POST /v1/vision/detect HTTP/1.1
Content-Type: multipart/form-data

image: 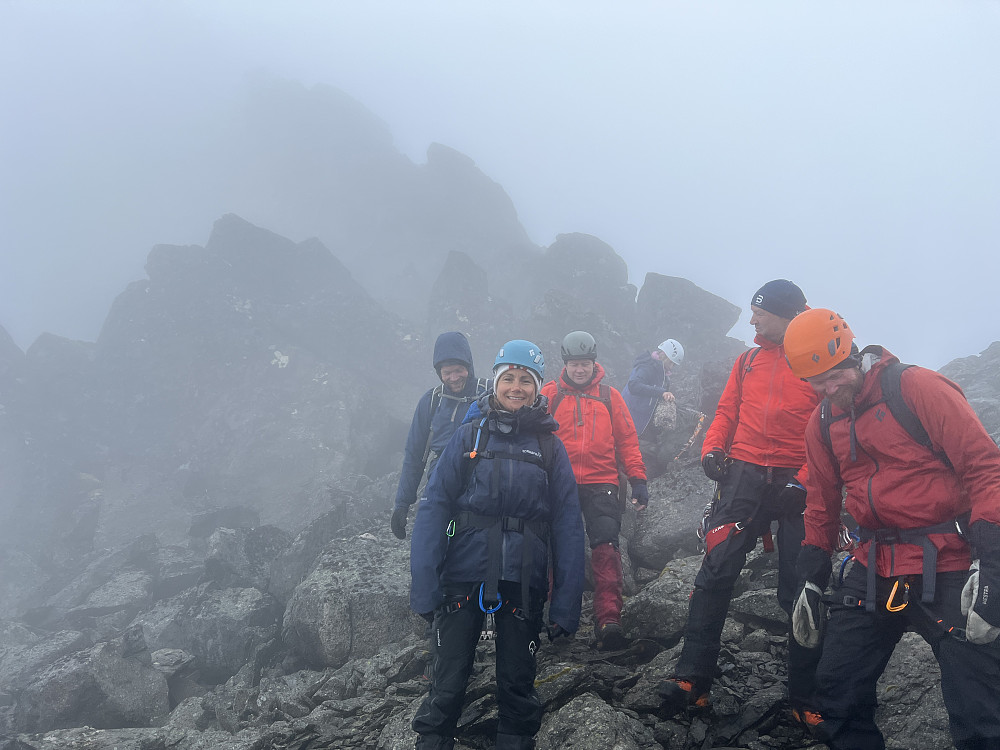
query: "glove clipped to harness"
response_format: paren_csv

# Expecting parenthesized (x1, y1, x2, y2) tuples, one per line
(630, 478, 649, 510)
(962, 521, 1000, 645)
(390, 505, 410, 540)
(702, 451, 728, 482)
(792, 544, 832, 649)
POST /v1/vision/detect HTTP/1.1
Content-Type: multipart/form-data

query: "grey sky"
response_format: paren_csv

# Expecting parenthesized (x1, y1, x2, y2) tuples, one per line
(2, 1, 998, 369)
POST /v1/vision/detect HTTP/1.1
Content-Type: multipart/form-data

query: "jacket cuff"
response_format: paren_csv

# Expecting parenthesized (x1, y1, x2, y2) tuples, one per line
(970, 520, 1000, 560)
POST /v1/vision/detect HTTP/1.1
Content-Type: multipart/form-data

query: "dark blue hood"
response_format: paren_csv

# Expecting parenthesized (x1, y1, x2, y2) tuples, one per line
(433, 331, 475, 378)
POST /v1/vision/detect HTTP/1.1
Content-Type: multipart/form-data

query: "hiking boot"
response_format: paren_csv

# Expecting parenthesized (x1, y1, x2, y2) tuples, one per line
(595, 622, 628, 651)
(658, 678, 711, 716)
(790, 703, 825, 737)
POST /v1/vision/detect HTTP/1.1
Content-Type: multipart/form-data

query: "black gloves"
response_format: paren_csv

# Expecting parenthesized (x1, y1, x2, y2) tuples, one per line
(702, 451, 728, 482)
(546, 622, 569, 641)
(778, 482, 807, 513)
(390, 505, 410, 540)
(962, 521, 1000, 644)
(630, 478, 649, 510)
(792, 544, 832, 649)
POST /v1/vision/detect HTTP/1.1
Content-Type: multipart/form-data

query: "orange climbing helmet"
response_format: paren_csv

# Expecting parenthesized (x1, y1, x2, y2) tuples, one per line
(783, 308, 856, 378)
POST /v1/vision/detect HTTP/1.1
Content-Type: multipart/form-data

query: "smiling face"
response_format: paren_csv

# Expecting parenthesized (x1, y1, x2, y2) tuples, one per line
(494, 367, 538, 412)
(750, 305, 793, 344)
(564, 358, 595, 386)
(439, 363, 469, 394)
(806, 365, 864, 410)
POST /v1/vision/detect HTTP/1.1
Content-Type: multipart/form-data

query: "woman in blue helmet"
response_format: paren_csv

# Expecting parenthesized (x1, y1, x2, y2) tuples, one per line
(409, 340, 585, 750)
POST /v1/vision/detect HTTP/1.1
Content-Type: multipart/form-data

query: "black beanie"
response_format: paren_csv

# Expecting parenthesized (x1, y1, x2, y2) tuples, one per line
(750, 279, 807, 320)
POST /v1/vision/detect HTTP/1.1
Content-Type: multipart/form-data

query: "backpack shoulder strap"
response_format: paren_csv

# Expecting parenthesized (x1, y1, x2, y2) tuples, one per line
(598, 384, 614, 422)
(537, 432, 557, 478)
(880, 363, 931, 448)
(739, 347, 761, 379)
(421, 385, 445, 464)
(879, 363, 953, 469)
(550, 381, 569, 416)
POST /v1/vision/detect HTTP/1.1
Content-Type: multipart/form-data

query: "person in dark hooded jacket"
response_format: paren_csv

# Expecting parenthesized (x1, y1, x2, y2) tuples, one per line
(391, 332, 489, 540)
(410, 340, 585, 750)
(622, 339, 683, 438)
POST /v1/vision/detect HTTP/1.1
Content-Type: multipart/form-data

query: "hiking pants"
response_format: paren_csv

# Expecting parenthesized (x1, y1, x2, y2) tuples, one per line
(413, 581, 545, 747)
(674, 460, 820, 701)
(814, 563, 1000, 750)
(579, 483, 624, 628)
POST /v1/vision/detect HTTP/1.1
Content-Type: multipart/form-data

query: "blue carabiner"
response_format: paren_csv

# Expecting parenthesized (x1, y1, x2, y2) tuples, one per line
(479, 583, 502, 613)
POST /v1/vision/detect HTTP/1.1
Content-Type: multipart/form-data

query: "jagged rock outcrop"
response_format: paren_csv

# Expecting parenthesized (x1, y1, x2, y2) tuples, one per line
(940, 340, 1000, 442)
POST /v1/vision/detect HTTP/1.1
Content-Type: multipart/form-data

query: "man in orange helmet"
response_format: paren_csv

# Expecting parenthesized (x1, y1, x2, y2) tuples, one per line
(659, 280, 822, 720)
(784, 309, 1000, 750)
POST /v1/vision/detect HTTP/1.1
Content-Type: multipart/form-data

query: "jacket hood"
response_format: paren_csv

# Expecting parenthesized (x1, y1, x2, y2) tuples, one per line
(631, 350, 656, 367)
(433, 331, 475, 378)
(558, 361, 606, 391)
(853, 345, 900, 410)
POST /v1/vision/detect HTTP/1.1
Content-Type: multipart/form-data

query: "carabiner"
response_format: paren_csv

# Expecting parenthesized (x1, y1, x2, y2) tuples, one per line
(886, 579, 910, 612)
(446, 520, 456, 538)
(479, 583, 502, 613)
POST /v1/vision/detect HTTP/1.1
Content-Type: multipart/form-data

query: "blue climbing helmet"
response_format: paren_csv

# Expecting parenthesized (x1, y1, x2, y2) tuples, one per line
(493, 340, 545, 383)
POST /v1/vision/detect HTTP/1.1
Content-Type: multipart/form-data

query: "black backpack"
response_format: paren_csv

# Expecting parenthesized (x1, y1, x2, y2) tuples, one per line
(422, 378, 491, 463)
(817, 360, 953, 469)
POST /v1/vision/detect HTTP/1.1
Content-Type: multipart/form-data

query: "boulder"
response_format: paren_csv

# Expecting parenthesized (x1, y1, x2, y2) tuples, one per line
(282, 531, 421, 669)
(629, 470, 712, 571)
(203, 525, 293, 591)
(137, 584, 282, 684)
(536, 692, 659, 749)
(11, 625, 168, 732)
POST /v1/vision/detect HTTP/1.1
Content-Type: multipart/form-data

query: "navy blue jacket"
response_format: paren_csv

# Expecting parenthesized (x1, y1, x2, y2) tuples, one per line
(622, 351, 669, 436)
(394, 333, 489, 509)
(410, 394, 585, 632)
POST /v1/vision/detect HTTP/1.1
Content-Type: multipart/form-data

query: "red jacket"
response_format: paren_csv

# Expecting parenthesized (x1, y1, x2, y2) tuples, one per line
(541, 362, 646, 485)
(803, 348, 1000, 576)
(702, 335, 820, 474)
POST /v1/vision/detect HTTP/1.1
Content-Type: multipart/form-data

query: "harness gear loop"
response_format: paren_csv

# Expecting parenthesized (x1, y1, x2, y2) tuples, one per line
(479, 583, 503, 614)
(886, 579, 910, 612)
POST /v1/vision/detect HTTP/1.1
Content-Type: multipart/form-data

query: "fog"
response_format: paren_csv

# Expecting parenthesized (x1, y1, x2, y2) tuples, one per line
(2, 1, 999, 369)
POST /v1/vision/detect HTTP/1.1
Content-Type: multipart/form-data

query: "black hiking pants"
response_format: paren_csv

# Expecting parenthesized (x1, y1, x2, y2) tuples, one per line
(674, 459, 820, 702)
(413, 580, 545, 748)
(814, 563, 1000, 750)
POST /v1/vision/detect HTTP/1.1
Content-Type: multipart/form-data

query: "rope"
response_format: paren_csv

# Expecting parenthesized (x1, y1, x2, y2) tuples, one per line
(673, 410, 707, 461)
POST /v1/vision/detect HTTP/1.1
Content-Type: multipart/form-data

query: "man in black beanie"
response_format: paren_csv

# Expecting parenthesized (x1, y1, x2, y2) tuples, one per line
(659, 279, 823, 730)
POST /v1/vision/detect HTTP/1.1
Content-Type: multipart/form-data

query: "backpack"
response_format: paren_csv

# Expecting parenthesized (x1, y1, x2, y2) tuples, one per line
(817, 361, 953, 469)
(422, 378, 491, 464)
